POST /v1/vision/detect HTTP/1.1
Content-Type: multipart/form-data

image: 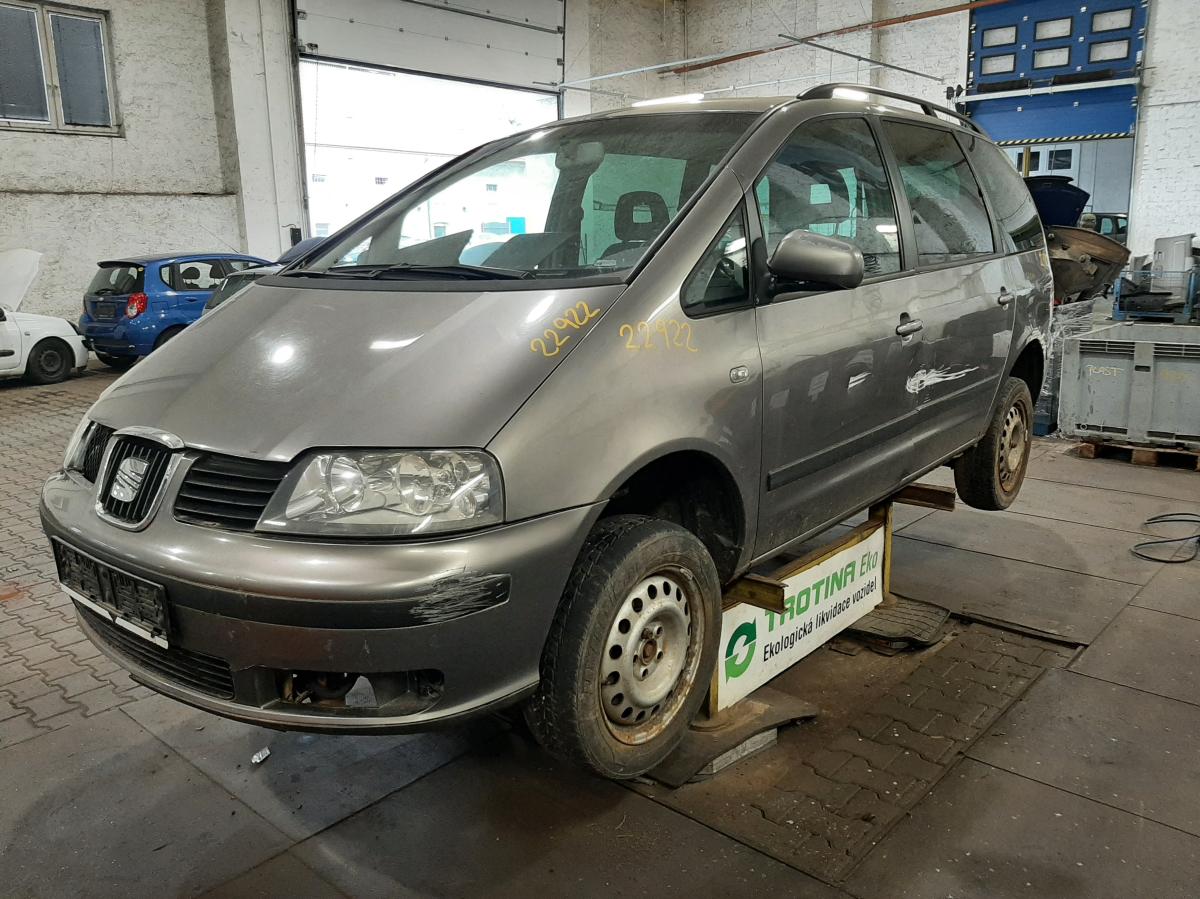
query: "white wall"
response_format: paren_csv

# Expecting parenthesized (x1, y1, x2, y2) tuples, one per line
(870, 0, 967, 106)
(563, 0, 685, 114)
(0, 0, 304, 318)
(216, 0, 306, 260)
(0, 0, 240, 318)
(562, 0, 966, 108)
(1127, 0, 1200, 256)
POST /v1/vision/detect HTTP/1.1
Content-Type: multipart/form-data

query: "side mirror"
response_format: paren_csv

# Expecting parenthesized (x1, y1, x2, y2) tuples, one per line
(767, 230, 864, 291)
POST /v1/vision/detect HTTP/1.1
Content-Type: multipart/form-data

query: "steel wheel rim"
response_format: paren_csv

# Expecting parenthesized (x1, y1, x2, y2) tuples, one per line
(599, 570, 701, 745)
(40, 348, 65, 376)
(998, 401, 1028, 491)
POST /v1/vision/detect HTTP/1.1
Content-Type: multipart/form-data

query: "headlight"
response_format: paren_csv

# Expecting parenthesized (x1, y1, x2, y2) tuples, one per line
(62, 417, 92, 470)
(258, 449, 503, 537)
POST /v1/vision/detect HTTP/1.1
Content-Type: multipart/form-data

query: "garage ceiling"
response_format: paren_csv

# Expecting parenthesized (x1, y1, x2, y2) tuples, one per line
(295, 0, 564, 90)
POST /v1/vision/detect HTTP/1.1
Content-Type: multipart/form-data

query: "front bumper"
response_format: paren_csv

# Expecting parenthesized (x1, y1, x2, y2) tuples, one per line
(41, 466, 601, 732)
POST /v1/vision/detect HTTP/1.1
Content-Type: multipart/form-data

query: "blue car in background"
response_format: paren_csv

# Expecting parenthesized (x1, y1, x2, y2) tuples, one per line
(79, 252, 269, 369)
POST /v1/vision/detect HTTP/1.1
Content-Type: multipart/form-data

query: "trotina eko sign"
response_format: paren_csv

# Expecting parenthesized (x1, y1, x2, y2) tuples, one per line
(714, 525, 885, 710)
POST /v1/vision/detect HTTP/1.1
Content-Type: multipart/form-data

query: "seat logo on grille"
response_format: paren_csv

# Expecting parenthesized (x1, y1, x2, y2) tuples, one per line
(110, 457, 149, 503)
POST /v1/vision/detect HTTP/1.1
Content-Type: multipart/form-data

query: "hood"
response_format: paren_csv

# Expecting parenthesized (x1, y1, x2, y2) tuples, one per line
(0, 248, 41, 312)
(88, 280, 625, 460)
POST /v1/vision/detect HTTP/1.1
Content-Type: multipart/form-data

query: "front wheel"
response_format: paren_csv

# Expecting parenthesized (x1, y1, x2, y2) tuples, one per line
(26, 339, 72, 384)
(524, 515, 721, 779)
(954, 376, 1034, 510)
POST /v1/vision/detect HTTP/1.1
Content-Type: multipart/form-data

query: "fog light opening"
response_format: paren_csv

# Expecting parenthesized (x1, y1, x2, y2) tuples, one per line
(280, 669, 444, 716)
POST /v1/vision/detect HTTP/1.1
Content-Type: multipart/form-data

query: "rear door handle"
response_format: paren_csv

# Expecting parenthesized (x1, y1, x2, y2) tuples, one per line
(895, 319, 924, 337)
(997, 287, 1014, 306)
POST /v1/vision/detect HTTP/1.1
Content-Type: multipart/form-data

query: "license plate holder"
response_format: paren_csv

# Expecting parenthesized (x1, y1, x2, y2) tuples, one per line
(93, 305, 116, 321)
(52, 539, 170, 647)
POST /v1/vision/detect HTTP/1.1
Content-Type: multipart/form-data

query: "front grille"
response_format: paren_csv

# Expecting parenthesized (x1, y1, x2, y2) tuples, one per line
(98, 436, 175, 525)
(81, 423, 115, 482)
(174, 453, 290, 532)
(79, 606, 234, 699)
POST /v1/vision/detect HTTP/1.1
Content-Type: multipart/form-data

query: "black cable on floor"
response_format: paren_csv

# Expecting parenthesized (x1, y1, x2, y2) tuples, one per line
(1131, 513, 1200, 563)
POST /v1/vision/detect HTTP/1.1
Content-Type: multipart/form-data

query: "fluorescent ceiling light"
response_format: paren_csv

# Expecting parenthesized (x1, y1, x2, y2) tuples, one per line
(633, 93, 705, 107)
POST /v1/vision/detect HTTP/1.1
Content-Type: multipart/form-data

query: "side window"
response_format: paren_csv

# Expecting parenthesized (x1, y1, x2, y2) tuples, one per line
(959, 132, 1045, 253)
(681, 209, 750, 313)
(176, 260, 225, 291)
(883, 121, 996, 265)
(226, 260, 254, 273)
(754, 117, 901, 277)
(159, 266, 175, 290)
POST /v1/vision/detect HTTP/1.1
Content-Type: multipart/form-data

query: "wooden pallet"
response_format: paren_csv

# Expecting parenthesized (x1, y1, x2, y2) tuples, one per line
(1077, 440, 1200, 471)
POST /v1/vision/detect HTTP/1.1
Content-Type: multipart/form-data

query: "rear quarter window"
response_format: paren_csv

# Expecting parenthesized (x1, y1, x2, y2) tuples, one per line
(958, 133, 1046, 253)
(87, 265, 144, 295)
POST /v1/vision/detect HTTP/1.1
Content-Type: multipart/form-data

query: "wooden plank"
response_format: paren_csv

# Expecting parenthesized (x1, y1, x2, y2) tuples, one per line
(1132, 449, 1158, 467)
(891, 483, 956, 511)
(1078, 442, 1099, 459)
(768, 518, 883, 583)
(722, 574, 786, 613)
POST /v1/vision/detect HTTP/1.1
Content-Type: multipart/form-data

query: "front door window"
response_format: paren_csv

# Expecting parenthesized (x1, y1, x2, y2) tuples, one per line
(753, 117, 901, 278)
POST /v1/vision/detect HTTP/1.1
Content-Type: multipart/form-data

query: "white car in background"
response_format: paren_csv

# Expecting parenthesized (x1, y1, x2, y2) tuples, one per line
(0, 306, 89, 385)
(0, 248, 89, 385)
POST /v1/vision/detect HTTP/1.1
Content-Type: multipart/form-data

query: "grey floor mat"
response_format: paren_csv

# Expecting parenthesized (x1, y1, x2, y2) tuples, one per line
(845, 597, 950, 653)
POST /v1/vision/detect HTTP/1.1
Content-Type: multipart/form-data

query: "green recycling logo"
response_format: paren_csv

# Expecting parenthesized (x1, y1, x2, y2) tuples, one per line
(724, 620, 756, 679)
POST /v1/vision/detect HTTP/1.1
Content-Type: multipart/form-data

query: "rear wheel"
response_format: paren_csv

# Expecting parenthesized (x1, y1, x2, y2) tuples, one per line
(96, 352, 136, 371)
(26, 339, 72, 384)
(954, 376, 1033, 510)
(153, 326, 185, 351)
(524, 515, 721, 779)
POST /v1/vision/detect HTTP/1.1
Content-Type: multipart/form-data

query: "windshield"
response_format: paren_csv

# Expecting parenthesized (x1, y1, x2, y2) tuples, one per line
(207, 270, 268, 309)
(303, 113, 756, 281)
(87, 264, 144, 296)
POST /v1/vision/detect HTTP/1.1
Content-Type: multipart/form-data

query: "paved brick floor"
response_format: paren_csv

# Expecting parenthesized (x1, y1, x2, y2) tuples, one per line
(3, 363, 1200, 898)
(0, 367, 153, 749)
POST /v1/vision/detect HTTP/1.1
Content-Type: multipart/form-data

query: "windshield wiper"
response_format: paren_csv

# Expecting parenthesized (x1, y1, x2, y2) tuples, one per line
(287, 263, 529, 281)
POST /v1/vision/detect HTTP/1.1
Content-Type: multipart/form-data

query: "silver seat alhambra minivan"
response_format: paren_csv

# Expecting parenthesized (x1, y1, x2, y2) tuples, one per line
(42, 85, 1049, 778)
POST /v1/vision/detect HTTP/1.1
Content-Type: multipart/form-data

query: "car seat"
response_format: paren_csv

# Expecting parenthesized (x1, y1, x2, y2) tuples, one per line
(179, 265, 203, 290)
(601, 191, 669, 259)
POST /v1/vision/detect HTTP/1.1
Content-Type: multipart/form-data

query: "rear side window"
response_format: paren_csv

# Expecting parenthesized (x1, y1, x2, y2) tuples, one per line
(883, 121, 995, 266)
(86, 265, 143, 295)
(170, 260, 226, 291)
(754, 117, 901, 277)
(958, 133, 1045, 253)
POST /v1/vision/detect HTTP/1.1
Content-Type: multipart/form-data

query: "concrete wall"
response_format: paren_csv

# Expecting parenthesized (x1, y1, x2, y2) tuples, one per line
(563, 0, 685, 115)
(870, 0, 967, 106)
(0, 0, 238, 318)
(0, 0, 304, 318)
(1127, 0, 1200, 257)
(562, 0, 967, 108)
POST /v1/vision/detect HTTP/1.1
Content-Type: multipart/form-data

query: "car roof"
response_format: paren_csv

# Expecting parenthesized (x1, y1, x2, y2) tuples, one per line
(561, 87, 986, 140)
(97, 252, 267, 266)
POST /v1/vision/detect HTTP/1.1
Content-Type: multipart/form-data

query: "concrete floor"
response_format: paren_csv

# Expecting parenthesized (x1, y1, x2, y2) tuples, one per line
(2, 364, 1200, 898)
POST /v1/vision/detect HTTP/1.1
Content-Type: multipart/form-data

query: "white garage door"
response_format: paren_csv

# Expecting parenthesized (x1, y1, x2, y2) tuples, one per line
(296, 0, 564, 90)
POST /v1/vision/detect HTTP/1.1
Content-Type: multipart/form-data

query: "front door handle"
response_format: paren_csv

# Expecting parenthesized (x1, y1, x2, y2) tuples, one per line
(997, 287, 1014, 306)
(895, 319, 924, 337)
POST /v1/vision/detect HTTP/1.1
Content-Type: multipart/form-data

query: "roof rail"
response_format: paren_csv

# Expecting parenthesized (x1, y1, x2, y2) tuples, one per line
(798, 83, 982, 134)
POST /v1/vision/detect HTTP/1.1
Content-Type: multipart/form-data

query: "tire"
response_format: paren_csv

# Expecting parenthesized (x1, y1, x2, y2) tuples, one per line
(25, 339, 72, 385)
(524, 515, 722, 779)
(954, 376, 1034, 510)
(96, 352, 136, 371)
(153, 327, 185, 351)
